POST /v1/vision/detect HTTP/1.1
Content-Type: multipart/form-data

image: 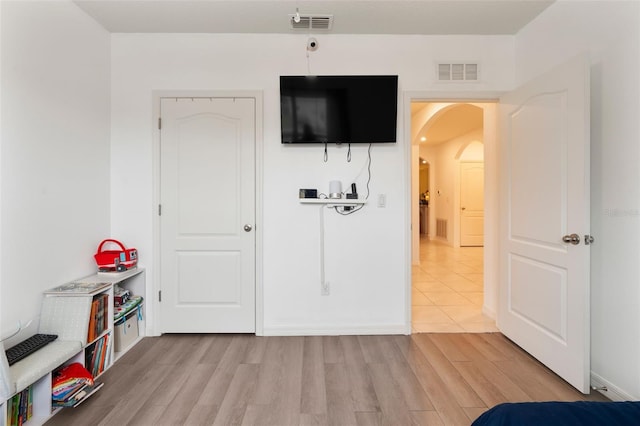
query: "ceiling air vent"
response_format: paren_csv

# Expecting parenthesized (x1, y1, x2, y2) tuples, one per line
(438, 63, 479, 81)
(289, 14, 333, 31)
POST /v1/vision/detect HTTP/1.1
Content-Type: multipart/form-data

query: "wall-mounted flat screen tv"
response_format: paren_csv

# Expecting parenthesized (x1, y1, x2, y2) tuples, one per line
(280, 75, 398, 144)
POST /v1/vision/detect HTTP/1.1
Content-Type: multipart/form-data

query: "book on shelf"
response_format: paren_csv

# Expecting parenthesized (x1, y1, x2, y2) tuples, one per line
(85, 333, 110, 378)
(52, 382, 104, 408)
(7, 386, 33, 426)
(87, 293, 109, 342)
(52, 362, 100, 408)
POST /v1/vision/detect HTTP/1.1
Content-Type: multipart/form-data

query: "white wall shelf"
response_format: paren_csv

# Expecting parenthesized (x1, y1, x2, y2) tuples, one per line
(299, 198, 366, 207)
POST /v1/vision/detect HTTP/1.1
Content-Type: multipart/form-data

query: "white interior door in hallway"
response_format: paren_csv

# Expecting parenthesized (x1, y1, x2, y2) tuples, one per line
(159, 97, 256, 333)
(460, 161, 484, 247)
(498, 55, 590, 393)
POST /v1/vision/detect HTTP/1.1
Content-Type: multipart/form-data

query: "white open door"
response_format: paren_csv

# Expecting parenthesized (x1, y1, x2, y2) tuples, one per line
(498, 55, 590, 392)
(160, 97, 256, 333)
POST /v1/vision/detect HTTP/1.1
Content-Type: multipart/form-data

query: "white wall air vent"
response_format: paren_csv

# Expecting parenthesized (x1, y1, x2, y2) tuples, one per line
(289, 14, 333, 31)
(438, 63, 479, 81)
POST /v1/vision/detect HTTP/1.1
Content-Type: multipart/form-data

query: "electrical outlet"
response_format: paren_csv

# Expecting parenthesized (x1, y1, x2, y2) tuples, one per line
(378, 194, 386, 208)
(321, 281, 330, 296)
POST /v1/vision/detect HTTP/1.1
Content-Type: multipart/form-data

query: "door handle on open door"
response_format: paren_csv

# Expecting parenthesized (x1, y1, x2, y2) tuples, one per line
(562, 233, 580, 245)
(244, 224, 252, 232)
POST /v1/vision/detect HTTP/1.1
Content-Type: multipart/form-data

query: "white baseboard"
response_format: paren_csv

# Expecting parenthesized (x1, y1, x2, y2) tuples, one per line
(590, 372, 638, 401)
(261, 324, 408, 336)
(482, 305, 496, 320)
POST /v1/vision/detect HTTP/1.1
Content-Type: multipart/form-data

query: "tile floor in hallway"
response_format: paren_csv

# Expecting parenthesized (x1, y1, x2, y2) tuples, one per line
(412, 238, 499, 333)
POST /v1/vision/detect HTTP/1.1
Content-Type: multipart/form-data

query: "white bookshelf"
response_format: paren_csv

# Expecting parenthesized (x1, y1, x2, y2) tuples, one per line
(1, 268, 145, 425)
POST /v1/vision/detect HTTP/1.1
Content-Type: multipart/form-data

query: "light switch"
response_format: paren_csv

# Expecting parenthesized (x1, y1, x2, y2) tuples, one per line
(378, 194, 386, 208)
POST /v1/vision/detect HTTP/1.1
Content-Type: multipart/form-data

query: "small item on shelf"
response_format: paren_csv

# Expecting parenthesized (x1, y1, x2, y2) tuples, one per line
(114, 285, 131, 306)
(114, 308, 140, 352)
(113, 295, 143, 323)
(52, 362, 95, 407)
(45, 281, 111, 294)
(94, 239, 138, 272)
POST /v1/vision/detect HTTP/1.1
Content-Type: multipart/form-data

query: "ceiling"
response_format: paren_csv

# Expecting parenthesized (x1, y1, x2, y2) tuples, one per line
(73, 0, 554, 35)
(414, 103, 484, 145)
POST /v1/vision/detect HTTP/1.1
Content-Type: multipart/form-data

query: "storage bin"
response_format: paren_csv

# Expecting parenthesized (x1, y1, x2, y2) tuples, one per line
(114, 311, 138, 352)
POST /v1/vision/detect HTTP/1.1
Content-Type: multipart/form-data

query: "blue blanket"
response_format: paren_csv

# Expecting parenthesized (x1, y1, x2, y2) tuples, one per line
(472, 401, 640, 425)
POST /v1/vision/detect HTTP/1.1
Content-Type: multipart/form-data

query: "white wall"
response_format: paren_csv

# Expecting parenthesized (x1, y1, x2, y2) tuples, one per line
(516, 0, 640, 400)
(0, 2, 111, 335)
(110, 33, 513, 335)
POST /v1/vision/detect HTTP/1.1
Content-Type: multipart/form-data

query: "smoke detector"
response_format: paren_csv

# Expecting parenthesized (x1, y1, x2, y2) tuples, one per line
(288, 14, 333, 31)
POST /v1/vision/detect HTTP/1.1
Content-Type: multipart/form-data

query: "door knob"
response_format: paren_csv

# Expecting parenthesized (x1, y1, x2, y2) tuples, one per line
(562, 233, 580, 245)
(461, 207, 466, 211)
(244, 224, 253, 232)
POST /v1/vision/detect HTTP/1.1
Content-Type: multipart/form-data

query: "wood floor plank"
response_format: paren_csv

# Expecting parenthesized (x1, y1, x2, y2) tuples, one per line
(428, 333, 474, 363)
(324, 363, 359, 426)
(298, 413, 329, 426)
(396, 337, 478, 425)
(493, 358, 575, 401)
(387, 360, 435, 411)
(198, 334, 235, 365)
(405, 357, 477, 425)
(244, 336, 304, 425)
(463, 407, 488, 423)
(183, 403, 220, 426)
(479, 333, 531, 361)
(354, 411, 382, 426)
(322, 336, 345, 364)
(97, 366, 174, 424)
(367, 362, 420, 425)
(197, 336, 251, 405)
(466, 358, 532, 402)
(155, 334, 206, 365)
(340, 335, 368, 365)
(127, 402, 168, 426)
(300, 336, 327, 415)
(452, 361, 517, 407)
(158, 363, 219, 425)
(462, 333, 512, 362)
(357, 335, 406, 364)
(412, 334, 485, 408)
(44, 403, 116, 426)
(212, 363, 260, 425)
(410, 410, 445, 426)
(339, 336, 380, 412)
(242, 335, 267, 364)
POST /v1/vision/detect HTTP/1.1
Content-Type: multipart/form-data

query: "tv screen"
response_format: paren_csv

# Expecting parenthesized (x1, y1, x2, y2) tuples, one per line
(280, 75, 398, 144)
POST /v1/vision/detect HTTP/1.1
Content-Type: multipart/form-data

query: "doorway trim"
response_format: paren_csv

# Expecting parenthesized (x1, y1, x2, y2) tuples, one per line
(151, 90, 264, 336)
(403, 91, 501, 333)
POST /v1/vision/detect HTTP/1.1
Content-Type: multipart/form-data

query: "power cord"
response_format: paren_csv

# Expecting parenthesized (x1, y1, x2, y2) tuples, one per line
(334, 143, 372, 215)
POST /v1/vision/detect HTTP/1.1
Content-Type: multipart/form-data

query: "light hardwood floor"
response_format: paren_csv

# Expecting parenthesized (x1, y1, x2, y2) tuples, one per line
(45, 333, 606, 426)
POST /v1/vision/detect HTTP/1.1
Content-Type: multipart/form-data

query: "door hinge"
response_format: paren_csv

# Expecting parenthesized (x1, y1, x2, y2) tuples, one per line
(158, 204, 162, 216)
(585, 234, 595, 245)
(158, 290, 162, 302)
(158, 117, 162, 130)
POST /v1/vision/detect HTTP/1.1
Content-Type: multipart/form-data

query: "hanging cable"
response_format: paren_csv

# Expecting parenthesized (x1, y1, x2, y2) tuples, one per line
(333, 143, 373, 215)
(324, 142, 328, 162)
(319, 205, 326, 291)
(347, 143, 352, 162)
